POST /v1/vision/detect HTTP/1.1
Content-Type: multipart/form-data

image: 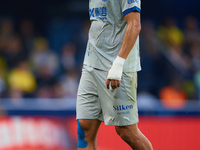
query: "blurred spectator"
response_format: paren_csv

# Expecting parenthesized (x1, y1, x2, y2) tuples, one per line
(189, 42, 200, 72)
(8, 87, 23, 99)
(182, 80, 196, 100)
(0, 18, 15, 52)
(53, 82, 65, 98)
(19, 19, 36, 52)
(31, 37, 59, 75)
(36, 86, 53, 98)
(34, 47, 58, 98)
(194, 71, 200, 99)
(35, 65, 58, 90)
(159, 77, 187, 109)
(137, 91, 159, 110)
(61, 43, 77, 73)
(184, 16, 200, 50)
(60, 69, 79, 98)
(8, 61, 36, 96)
(158, 18, 184, 48)
(36, 81, 65, 99)
(0, 70, 5, 98)
(0, 56, 8, 76)
(2, 35, 27, 69)
(166, 46, 191, 77)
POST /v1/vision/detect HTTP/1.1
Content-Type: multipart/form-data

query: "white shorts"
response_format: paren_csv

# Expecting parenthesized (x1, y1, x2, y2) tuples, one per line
(76, 65, 139, 126)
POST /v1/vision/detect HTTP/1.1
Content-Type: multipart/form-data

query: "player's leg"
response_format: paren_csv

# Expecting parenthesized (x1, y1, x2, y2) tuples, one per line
(115, 124, 153, 150)
(76, 66, 103, 149)
(77, 119, 101, 150)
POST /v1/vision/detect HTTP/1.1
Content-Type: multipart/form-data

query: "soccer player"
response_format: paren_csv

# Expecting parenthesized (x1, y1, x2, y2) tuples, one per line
(76, 0, 153, 149)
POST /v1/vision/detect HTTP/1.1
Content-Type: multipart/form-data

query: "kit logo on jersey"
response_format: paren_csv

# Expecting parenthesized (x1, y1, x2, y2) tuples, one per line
(89, 7, 107, 20)
(127, 0, 139, 4)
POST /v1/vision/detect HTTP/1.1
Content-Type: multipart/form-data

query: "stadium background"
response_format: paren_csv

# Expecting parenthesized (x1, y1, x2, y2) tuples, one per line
(0, 0, 200, 149)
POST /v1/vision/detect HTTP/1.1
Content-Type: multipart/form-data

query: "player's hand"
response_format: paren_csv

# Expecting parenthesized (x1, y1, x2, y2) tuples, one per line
(105, 56, 125, 90)
(106, 66, 122, 90)
(105, 78, 120, 90)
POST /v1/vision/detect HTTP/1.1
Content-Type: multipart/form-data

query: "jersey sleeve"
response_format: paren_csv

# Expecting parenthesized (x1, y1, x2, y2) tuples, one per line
(121, 0, 141, 16)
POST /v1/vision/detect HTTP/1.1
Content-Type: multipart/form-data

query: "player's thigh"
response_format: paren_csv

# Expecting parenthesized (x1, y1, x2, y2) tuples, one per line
(76, 66, 103, 121)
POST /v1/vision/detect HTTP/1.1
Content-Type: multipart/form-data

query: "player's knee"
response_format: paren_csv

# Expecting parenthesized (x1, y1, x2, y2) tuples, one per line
(78, 119, 89, 131)
(77, 119, 88, 148)
(115, 126, 140, 144)
(115, 126, 121, 136)
(115, 126, 132, 141)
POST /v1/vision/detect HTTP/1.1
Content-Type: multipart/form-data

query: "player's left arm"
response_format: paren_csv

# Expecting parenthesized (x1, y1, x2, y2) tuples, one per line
(119, 11, 141, 59)
(106, 12, 141, 90)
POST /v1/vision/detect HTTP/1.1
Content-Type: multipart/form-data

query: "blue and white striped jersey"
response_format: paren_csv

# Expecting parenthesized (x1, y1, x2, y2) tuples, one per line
(83, 0, 141, 72)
